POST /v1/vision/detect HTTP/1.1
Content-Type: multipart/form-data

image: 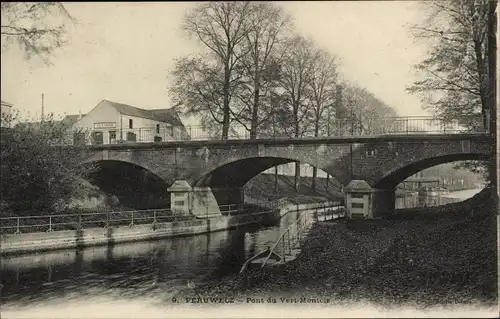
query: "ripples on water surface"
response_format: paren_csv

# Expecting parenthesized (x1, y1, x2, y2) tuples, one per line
(2, 204, 495, 318)
(1, 210, 308, 311)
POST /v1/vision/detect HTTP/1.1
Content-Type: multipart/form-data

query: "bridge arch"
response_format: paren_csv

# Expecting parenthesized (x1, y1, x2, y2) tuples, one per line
(82, 159, 172, 210)
(374, 153, 489, 190)
(195, 157, 295, 188)
(194, 156, 342, 188)
(193, 156, 343, 207)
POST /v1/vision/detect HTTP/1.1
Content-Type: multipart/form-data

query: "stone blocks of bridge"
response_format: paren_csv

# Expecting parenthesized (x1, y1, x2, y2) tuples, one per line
(168, 180, 223, 218)
(344, 180, 395, 219)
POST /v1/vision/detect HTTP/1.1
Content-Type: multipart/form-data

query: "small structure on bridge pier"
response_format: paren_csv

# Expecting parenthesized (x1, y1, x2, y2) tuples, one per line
(344, 180, 396, 219)
(344, 180, 373, 219)
(168, 180, 224, 218)
(168, 180, 192, 217)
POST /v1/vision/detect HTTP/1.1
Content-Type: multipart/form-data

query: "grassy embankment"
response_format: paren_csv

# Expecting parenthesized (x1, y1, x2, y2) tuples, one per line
(244, 174, 343, 207)
(197, 187, 498, 307)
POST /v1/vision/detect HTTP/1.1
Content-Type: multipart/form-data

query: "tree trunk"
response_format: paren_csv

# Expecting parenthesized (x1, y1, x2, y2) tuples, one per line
(293, 102, 300, 191)
(311, 117, 320, 191)
(250, 39, 260, 140)
(274, 165, 278, 196)
(312, 167, 318, 191)
(294, 161, 301, 191)
(250, 84, 260, 139)
(487, 0, 497, 192)
(473, 38, 489, 131)
(222, 54, 231, 140)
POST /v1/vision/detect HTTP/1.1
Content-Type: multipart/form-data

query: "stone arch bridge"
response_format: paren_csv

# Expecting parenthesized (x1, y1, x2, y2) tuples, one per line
(78, 133, 490, 217)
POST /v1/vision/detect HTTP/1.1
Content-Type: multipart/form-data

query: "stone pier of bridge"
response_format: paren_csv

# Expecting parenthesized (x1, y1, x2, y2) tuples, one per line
(79, 133, 490, 219)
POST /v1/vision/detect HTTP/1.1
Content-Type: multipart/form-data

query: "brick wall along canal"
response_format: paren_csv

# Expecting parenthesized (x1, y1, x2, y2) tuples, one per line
(0, 207, 332, 310)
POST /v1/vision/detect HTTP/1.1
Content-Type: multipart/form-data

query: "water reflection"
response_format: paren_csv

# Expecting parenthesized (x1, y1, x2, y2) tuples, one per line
(395, 188, 484, 209)
(1, 210, 306, 308)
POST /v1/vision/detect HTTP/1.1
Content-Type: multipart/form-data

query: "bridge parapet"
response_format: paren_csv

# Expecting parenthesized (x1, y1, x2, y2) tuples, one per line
(63, 115, 484, 146)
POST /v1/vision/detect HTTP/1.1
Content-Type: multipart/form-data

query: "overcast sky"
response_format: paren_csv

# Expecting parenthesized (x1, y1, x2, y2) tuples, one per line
(1, 1, 431, 125)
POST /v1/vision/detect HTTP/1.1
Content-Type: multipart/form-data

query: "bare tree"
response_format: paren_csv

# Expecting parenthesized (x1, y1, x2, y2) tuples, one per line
(308, 48, 339, 190)
(1, 2, 74, 64)
(341, 83, 398, 135)
(276, 36, 316, 190)
(179, 2, 252, 140)
(231, 2, 291, 139)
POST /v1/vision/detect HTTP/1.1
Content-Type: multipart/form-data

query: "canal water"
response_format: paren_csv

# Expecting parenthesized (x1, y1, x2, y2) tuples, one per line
(396, 187, 484, 209)
(0, 193, 486, 318)
(1, 207, 332, 314)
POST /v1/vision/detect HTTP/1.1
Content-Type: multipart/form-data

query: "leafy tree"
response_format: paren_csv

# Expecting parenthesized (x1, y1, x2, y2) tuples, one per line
(1, 2, 74, 64)
(0, 112, 94, 214)
(408, 0, 497, 184)
(407, 0, 495, 129)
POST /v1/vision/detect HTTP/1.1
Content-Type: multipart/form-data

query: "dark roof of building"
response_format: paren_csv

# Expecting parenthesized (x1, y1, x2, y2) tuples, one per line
(150, 108, 184, 127)
(14, 121, 60, 130)
(61, 114, 85, 127)
(102, 100, 184, 127)
(344, 180, 372, 192)
(14, 114, 81, 130)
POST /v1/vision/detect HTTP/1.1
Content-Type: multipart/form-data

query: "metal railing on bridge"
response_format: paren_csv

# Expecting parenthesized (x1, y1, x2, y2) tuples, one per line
(60, 115, 485, 146)
(0, 204, 243, 235)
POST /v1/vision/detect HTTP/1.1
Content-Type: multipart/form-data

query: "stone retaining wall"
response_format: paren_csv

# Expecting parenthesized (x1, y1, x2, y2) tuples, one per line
(1, 201, 338, 255)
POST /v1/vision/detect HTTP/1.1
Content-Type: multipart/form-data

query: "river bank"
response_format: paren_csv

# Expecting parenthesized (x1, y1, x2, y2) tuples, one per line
(0, 201, 340, 255)
(196, 187, 497, 307)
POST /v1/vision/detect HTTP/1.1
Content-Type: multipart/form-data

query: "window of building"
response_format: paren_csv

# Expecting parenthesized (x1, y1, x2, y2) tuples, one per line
(91, 131, 104, 145)
(156, 124, 160, 134)
(352, 203, 364, 209)
(109, 131, 116, 144)
(126, 132, 136, 142)
(129, 119, 133, 129)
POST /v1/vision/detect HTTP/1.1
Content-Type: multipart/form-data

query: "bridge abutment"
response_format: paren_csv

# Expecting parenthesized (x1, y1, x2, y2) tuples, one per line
(371, 188, 396, 217)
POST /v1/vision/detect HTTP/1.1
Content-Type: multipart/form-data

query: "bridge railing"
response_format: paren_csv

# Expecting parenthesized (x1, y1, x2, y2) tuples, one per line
(1, 203, 262, 234)
(0, 208, 191, 235)
(58, 115, 485, 146)
(218, 204, 239, 215)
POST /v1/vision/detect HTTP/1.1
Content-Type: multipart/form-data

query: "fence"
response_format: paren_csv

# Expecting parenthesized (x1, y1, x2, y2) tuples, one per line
(260, 203, 345, 268)
(1, 204, 246, 235)
(62, 116, 484, 146)
(395, 194, 464, 209)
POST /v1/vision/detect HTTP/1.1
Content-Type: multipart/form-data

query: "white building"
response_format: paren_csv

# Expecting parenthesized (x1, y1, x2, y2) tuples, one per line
(1, 100, 13, 128)
(71, 100, 189, 145)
